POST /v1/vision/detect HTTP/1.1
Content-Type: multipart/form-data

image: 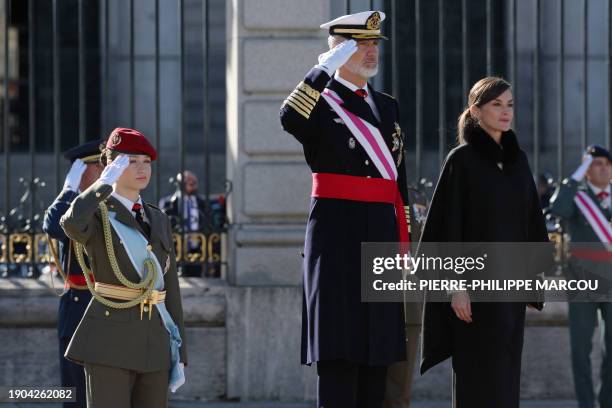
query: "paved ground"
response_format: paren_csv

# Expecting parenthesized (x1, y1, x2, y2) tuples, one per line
(3, 400, 579, 407)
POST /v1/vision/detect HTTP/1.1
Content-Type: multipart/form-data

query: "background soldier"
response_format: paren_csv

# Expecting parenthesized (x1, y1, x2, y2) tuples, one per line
(280, 11, 410, 407)
(43, 139, 104, 408)
(549, 145, 612, 408)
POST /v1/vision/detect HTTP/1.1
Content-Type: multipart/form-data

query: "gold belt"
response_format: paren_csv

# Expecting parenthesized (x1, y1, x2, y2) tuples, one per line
(94, 282, 166, 320)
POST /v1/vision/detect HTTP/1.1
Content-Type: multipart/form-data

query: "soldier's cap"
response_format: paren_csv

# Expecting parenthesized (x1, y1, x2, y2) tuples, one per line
(320, 11, 387, 40)
(105, 127, 157, 161)
(585, 144, 612, 162)
(63, 139, 104, 164)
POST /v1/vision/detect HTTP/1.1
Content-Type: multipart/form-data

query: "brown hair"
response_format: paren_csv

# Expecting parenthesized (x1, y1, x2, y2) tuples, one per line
(99, 141, 120, 166)
(457, 77, 511, 144)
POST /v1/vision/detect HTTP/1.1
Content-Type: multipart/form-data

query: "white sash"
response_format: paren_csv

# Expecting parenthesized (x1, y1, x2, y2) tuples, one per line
(107, 213, 186, 392)
(321, 88, 397, 181)
(574, 191, 612, 250)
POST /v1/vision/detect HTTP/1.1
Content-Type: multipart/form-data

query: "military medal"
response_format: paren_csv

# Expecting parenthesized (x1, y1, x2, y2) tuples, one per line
(392, 137, 400, 151)
(164, 255, 170, 275)
(391, 122, 402, 152)
(391, 122, 403, 166)
(348, 137, 356, 149)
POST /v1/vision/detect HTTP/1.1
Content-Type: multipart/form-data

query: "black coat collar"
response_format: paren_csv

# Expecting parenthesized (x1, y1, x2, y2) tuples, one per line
(465, 126, 520, 165)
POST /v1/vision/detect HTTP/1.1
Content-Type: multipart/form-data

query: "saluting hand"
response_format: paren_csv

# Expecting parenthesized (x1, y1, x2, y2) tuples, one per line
(316, 39, 358, 76)
(451, 291, 472, 323)
(98, 155, 130, 186)
(571, 154, 594, 182)
(63, 159, 87, 192)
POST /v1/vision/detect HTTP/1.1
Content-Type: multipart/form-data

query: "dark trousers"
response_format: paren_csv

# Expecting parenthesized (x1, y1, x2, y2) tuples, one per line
(84, 363, 169, 408)
(569, 302, 612, 408)
(59, 337, 86, 408)
(180, 264, 202, 277)
(317, 360, 387, 408)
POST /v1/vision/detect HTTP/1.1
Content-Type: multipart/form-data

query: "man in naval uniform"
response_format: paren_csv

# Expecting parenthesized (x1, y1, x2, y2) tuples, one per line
(280, 11, 410, 407)
(43, 139, 104, 408)
(549, 145, 612, 408)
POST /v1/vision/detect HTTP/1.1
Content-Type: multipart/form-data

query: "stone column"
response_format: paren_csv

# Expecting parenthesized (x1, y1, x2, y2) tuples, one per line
(225, 0, 332, 401)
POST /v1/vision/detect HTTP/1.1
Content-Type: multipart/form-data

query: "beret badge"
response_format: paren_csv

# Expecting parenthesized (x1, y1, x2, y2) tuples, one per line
(110, 132, 122, 147)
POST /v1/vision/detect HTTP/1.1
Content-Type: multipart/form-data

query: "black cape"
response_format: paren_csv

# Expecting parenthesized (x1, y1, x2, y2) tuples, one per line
(419, 127, 549, 408)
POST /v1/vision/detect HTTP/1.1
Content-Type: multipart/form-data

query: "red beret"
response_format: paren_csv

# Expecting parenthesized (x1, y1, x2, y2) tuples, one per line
(105, 127, 157, 161)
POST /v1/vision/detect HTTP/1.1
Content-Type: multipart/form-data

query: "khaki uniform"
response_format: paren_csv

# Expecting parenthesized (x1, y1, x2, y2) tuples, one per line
(60, 181, 187, 408)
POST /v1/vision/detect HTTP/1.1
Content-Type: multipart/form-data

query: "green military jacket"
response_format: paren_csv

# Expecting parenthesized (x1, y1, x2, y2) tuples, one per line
(60, 181, 187, 372)
(549, 178, 611, 243)
(549, 178, 612, 296)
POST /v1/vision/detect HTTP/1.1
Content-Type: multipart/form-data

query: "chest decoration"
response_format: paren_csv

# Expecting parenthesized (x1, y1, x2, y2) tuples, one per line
(164, 255, 171, 275)
(574, 191, 612, 249)
(392, 122, 403, 167)
(348, 137, 356, 149)
(322, 88, 398, 180)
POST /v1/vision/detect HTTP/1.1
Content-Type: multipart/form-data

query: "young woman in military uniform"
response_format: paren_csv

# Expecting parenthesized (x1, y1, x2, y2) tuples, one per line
(60, 128, 187, 408)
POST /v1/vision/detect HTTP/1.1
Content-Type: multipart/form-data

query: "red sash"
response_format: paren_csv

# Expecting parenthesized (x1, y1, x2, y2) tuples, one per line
(311, 173, 410, 244)
(571, 249, 612, 262)
(64, 273, 94, 289)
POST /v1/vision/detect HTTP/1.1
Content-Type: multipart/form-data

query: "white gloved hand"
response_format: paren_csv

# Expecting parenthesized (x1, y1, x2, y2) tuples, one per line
(98, 155, 130, 186)
(315, 39, 358, 76)
(63, 159, 87, 192)
(571, 154, 594, 181)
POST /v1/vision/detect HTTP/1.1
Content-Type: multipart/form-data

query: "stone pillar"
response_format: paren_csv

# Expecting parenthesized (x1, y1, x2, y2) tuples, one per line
(225, 0, 332, 401)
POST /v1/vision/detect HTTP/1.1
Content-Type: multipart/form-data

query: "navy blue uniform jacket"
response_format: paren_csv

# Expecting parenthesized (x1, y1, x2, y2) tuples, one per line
(280, 67, 410, 366)
(43, 189, 92, 340)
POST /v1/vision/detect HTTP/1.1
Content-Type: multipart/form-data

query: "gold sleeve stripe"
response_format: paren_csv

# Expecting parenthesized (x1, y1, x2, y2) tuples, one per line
(296, 81, 320, 101)
(283, 99, 310, 119)
(290, 92, 315, 109)
(291, 90, 316, 106)
(295, 89, 318, 104)
(286, 95, 313, 114)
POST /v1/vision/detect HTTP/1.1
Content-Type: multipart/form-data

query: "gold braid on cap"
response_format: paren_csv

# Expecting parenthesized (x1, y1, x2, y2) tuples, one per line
(366, 12, 381, 30)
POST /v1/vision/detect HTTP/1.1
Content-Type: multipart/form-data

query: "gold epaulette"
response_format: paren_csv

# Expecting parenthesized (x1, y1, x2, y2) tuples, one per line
(282, 81, 320, 119)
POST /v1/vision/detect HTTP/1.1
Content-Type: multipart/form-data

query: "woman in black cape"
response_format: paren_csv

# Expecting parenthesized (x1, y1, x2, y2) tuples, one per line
(419, 77, 549, 407)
